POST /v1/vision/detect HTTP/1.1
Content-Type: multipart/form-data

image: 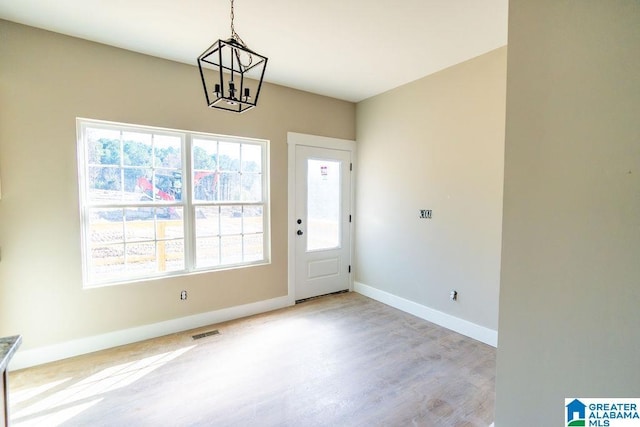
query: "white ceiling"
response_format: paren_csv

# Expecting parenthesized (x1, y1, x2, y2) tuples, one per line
(0, 0, 508, 102)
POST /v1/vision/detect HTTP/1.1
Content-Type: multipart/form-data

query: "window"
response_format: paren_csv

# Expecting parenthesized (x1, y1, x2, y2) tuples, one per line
(77, 119, 269, 287)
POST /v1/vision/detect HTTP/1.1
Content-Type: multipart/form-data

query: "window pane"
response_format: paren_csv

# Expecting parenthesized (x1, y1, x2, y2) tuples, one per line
(307, 159, 341, 251)
(123, 132, 152, 167)
(193, 138, 217, 170)
(241, 173, 262, 201)
(125, 242, 156, 276)
(86, 128, 120, 166)
(154, 134, 182, 169)
(195, 206, 220, 237)
(125, 209, 155, 242)
(219, 141, 240, 171)
(159, 239, 184, 272)
(219, 172, 240, 201)
(221, 235, 242, 264)
(124, 168, 152, 200)
(157, 215, 184, 239)
(241, 144, 262, 173)
(89, 208, 124, 245)
(220, 206, 242, 235)
(196, 237, 220, 268)
(244, 234, 263, 262)
(243, 206, 263, 234)
(124, 206, 155, 221)
(90, 244, 125, 280)
(193, 171, 218, 201)
(154, 169, 182, 202)
(171, 172, 183, 201)
(133, 169, 155, 202)
(88, 166, 122, 202)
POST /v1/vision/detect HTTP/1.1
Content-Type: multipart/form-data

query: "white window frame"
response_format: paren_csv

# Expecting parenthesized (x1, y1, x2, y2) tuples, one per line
(77, 118, 270, 287)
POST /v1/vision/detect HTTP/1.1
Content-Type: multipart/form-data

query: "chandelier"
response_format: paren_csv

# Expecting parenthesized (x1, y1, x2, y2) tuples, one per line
(197, 0, 268, 113)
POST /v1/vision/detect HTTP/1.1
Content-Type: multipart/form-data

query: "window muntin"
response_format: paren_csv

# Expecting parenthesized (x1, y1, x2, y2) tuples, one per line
(78, 119, 269, 287)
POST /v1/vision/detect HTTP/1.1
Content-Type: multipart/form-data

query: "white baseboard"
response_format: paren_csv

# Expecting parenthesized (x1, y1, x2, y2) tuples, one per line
(12, 286, 496, 370)
(354, 281, 498, 347)
(10, 295, 292, 371)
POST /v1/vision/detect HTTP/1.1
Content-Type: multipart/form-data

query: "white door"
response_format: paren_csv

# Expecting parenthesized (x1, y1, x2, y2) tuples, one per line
(294, 144, 352, 300)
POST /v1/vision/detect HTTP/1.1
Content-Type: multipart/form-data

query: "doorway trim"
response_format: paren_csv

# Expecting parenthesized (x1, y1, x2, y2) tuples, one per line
(287, 132, 356, 305)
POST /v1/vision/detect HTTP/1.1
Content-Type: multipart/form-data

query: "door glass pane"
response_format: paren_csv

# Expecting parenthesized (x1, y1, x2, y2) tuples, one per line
(307, 159, 341, 251)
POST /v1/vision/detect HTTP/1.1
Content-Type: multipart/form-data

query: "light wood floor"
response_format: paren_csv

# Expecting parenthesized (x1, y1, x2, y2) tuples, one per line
(9, 292, 495, 426)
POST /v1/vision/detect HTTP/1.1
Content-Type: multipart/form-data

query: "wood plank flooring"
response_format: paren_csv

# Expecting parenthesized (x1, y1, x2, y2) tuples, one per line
(9, 292, 495, 426)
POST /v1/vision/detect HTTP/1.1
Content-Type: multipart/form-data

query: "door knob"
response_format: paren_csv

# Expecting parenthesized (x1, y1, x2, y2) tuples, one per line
(297, 230, 303, 236)
(297, 219, 302, 224)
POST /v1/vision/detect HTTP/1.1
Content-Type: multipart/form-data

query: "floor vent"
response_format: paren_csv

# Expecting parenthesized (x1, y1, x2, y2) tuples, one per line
(295, 289, 349, 304)
(192, 330, 220, 340)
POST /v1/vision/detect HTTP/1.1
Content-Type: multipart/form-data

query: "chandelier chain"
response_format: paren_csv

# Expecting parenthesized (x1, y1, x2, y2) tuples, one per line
(230, 0, 245, 46)
(229, 0, 252, 66)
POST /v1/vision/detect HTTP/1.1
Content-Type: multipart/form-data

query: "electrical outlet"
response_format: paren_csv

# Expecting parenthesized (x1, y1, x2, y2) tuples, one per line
(180, 290, 188, 301)
(450, 290, 458, 301)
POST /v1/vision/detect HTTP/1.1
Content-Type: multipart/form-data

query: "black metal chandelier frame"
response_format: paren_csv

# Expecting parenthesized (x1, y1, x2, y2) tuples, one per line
(197, 0, 268, 114)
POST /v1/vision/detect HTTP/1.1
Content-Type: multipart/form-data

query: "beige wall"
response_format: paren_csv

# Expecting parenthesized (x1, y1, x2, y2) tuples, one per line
(355, 47, 507, 331)
(0, 21, 354, 350)
(495, 1, 640, 424)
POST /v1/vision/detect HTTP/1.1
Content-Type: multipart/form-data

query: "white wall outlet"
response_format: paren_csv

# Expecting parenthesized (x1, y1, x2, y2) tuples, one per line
(180, 290, 188, 300)
(450, 290, 458, 301)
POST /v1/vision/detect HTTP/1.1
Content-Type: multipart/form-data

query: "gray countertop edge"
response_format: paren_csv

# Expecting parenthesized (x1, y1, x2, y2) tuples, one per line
(0, 335, 22, 372)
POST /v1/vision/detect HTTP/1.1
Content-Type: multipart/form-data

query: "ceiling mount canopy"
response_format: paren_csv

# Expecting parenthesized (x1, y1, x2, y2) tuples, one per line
(197, 0, 268, 113)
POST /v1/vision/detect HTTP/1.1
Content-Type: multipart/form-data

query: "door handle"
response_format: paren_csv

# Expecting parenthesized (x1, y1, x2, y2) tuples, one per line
(297, 230, 304, 236)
